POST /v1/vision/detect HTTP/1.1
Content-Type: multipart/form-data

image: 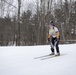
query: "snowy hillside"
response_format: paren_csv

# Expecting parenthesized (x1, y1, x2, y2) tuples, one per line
(0, 44, 76, 75)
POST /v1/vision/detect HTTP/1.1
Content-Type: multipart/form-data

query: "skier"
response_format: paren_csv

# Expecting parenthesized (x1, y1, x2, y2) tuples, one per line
(48, 21, 60, 56)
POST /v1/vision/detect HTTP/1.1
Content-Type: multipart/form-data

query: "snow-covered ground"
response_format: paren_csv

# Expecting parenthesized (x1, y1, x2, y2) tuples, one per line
(0, 44, 76, 75)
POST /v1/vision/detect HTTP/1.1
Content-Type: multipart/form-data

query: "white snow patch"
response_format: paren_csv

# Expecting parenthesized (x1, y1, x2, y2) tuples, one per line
(0, 44, 76, 75)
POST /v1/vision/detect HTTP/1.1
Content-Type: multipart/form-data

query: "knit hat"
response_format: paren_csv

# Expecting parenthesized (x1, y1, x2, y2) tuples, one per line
(49, 21, 55, 26)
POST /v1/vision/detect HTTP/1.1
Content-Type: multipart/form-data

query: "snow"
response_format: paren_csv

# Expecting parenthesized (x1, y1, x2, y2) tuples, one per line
(0, 44, 76, 75)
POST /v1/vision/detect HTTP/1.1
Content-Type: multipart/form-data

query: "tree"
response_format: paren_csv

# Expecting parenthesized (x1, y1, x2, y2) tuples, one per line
(16, 0, 21, 46)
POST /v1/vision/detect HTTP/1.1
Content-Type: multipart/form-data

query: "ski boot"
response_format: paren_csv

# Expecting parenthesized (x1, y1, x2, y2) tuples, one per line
(55, 53, 60, 56)
(49, 52, 54, 55)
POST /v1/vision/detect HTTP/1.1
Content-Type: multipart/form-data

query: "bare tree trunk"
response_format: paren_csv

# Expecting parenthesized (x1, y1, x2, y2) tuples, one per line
(64, 0, 69, 40)
(0, 0, 5, 45)
(36, 0, 40, 45)
(60, 0, 66, 42)
(17, 0, 21, 46)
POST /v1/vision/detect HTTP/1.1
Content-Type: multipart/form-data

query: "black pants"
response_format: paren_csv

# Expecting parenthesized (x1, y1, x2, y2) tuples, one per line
(51, 37, 60, 53)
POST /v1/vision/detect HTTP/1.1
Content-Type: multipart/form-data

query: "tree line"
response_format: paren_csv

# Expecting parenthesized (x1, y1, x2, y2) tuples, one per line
(0, 0, 76, 46)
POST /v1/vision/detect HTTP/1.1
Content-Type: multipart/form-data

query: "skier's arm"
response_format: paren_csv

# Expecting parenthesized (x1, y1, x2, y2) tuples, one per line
(48, 34, 51, 38)
(56, 32, 60, 39)
(48, 34, 51, 42)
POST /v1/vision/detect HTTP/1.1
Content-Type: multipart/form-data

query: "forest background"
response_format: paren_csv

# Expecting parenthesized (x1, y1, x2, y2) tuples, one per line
(0, 0, 76, 46)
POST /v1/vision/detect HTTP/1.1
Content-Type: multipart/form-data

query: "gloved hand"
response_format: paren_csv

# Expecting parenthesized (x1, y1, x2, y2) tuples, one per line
(55, 37, 58, 41)
(48, 38, 50, 42)
(55, 37, 60, 42)
(54, 37, 58, 42)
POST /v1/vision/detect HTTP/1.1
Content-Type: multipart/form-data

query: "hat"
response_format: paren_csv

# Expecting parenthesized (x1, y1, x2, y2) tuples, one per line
(49, 21, 55, 26)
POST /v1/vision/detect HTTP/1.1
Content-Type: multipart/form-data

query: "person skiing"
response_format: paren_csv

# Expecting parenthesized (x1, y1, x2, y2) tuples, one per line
(48, 21, 60, 56)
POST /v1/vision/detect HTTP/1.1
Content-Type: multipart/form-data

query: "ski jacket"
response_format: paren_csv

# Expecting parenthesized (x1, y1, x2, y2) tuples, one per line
(48, 26, 60, 39)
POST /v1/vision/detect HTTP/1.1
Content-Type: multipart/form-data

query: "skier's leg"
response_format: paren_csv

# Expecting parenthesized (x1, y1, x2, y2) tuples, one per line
(51, 43, 54, 53)
(50, 38, 54, 55)
(55, 41, 60, 55)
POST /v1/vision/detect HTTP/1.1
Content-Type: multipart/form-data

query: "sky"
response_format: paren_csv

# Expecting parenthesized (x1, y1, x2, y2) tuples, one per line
(0, 0, 37, 17)
(1, 0, 76, 17)
(12, 0, 37, 16)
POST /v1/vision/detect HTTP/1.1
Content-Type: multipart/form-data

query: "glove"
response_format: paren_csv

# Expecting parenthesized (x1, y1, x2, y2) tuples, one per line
(54, 37, 60, 42)
(48, 38, 50, 42)
(54, 37, 57, 42)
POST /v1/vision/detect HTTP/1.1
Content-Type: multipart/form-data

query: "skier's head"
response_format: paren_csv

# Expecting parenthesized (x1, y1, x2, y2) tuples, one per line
(49, 21, 55, 28)
(49, 21, 54, 26)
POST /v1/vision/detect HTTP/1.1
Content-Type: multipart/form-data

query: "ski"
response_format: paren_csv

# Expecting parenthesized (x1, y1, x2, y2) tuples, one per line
(41, 55, 60, 60)
(41, 54, 66, 60)
(34, 54, 53, 59)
